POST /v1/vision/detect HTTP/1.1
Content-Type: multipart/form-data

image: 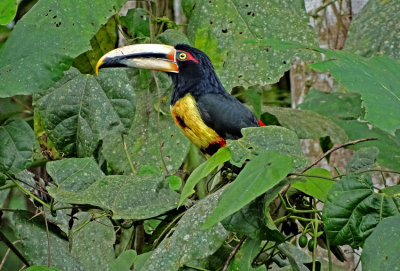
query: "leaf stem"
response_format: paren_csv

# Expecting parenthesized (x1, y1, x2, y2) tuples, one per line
(6, 174, 51, 209)
(326, 234, 332, 271)
(312, 211, 318, 271)
(122, 134, 136, 174)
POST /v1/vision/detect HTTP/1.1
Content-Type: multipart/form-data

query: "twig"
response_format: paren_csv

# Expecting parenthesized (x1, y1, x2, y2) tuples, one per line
(0, 231, 29, 266)
(298, 137, 378, 174)
(222, 236, 247, 271)
(43, 210, 51, 267)
(122, 134, 136, 174)
(0, 240, 21, 269)
(147, 0, 170, 176)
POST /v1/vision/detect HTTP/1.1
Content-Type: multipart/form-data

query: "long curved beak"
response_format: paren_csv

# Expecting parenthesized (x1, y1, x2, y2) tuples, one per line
(96, 44, 178, 75)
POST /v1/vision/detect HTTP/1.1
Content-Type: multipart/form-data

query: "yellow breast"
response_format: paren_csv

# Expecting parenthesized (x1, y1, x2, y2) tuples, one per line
(170, 93, 225, 153)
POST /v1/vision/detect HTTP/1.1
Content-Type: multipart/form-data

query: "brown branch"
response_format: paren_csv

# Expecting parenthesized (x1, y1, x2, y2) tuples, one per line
(147, 0, 170, 176)
(222, 236, 247, 271)
(298, 137, 378, 174)
(0, 231, 30, 266)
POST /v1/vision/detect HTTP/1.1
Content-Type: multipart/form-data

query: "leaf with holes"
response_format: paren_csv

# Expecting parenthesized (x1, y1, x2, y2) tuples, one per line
(0, 0, 128, 97)
(187, 0, 318, 90)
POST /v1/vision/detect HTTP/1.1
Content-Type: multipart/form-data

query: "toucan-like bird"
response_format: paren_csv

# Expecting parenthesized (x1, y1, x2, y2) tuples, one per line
(96, 44, 264, 156)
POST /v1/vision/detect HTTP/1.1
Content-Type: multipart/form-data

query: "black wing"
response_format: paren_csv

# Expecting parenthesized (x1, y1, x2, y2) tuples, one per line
(196, 92, 259, 140)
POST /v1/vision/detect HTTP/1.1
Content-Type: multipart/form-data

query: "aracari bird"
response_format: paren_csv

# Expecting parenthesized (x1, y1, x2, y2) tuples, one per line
(96, 44, 264, 156)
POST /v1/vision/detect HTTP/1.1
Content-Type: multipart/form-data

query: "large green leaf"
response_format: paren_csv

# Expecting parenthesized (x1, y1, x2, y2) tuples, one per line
(361, 216, 400, 270)
(109, 250, 137, 271)
(34, 68, 136, 157)
(0, 118, 35, 174)
(140, 189, 228, 271)
(227, 126, 308, 170)
(0, 0, 17, 25)
(187, 0, 318, 90)
(346, 147, 379, 174)
(344, 0, 400, 60)
(292, 168, 334, 202)
(12, 211, 84, 270)
(0, 0, 127, 97)
(262, 106, 348, 144)
(179, 147, 231, 206)
(204, 151, 292, 228)
(277, 243, 315, 271)
(102, 70, 190, 174)
(322, 175, 400, 247)
(46, 157, 105, 193)
(119, 8, 149, 39)
(47, 175, 180, 220)
(299, 89, 363, 120)
(70, 213, 115, 271)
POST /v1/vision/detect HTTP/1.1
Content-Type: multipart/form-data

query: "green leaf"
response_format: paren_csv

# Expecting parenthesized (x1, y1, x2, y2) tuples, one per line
(34, 68, 136, 157)
(0, 118, 35, 174)
(48, 175, 180, 220)
(12, 211, 84, 270)
(382, 185, 400, 197)
(24, 267, 60, 271)
(262, 106, 348, 144)
(204, 151, 293, 228)
(292, 168, 334, 202)
(361, 216, 400, 270)
(167, 175, 182, 192)
(227, 239, 265, 271)
(73, 17, 118, 74)
(70, 213, 115, 271)
(140, 189, 228, 271)
(102, 70, 190, 174)
(187, 0, 318, 90)
(344, 0, 400, 60)
(0, 0, 128, 97)
(346, 147, 379, 174)
(222, 195, 285, 242)
(322, 175, 400, 247)
(299, 89, 363, 120)
(277, 242, 315, 271)
(119, 8, 149, 38)
(46, 157, 105, 193)
(109, 250, 137, 271)
(156, 29, 191, 46)
(0, 0, 17, 25)
(179, 147, 231, 206)
(227, 126, 308, 170)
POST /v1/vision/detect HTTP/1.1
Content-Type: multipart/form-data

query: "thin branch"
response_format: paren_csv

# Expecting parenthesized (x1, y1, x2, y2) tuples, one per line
(147, 0, 170, 176)
(0, 231, 29, 266)
(298, 137, 378, 174)
(0, 240, 21, 269)
(122, 134, 136, 174)
(287, 173, 336, 181)
(222, 236, 247, 271)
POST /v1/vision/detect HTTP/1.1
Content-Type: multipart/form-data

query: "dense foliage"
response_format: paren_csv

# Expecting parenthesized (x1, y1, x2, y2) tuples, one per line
(0, 0, 399, 270)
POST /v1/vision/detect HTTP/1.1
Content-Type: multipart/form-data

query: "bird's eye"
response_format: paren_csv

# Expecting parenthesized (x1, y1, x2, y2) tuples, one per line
(178, 52, 187, 60)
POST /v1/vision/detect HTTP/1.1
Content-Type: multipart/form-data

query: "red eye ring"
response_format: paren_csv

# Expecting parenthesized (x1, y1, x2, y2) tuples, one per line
(177, 51, 199, 63)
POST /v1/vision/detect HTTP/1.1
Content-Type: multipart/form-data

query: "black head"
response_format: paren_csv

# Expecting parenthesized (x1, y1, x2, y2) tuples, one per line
(170, 44, 225, 104)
